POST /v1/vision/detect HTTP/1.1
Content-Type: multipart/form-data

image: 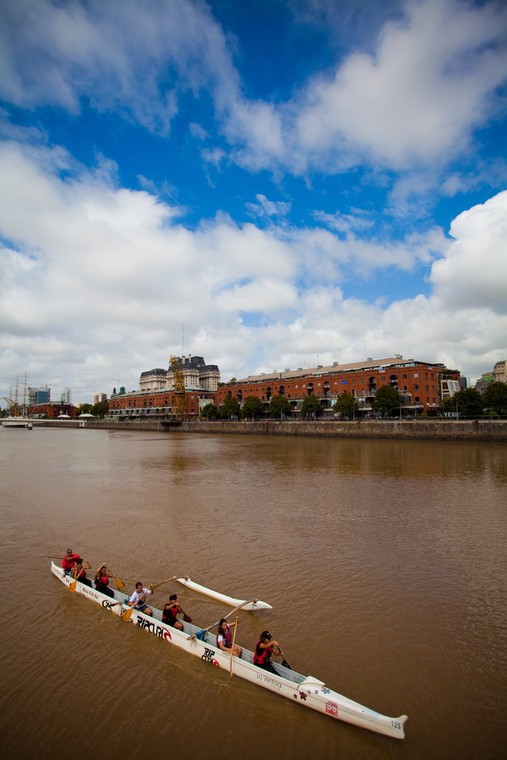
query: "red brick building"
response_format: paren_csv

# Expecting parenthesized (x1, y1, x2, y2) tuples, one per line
(108, 387, 215, 420)
(26, 402, 77, 419)
(215, 356, 461, 417)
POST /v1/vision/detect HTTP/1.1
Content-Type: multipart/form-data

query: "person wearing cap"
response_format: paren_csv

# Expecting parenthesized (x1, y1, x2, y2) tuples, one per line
(253, 630, 280, 674)
(61, 548, 80, 575)
(94, 563, 114, 598)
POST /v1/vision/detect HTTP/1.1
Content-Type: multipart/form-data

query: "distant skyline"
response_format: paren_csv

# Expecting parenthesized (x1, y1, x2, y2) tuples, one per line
(1, 0, 506, 405)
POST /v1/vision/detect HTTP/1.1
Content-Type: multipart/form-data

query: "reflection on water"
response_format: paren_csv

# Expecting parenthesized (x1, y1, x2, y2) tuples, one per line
(0, 428, 506, 760)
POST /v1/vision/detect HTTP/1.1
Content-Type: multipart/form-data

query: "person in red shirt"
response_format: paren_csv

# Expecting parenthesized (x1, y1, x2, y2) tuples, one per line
(161, 593, 186, 628)
(94, 563, 114, 598)
(71, 559, 92, 587)
(253, 631, 282, 674)
(61, 548, 80, 575)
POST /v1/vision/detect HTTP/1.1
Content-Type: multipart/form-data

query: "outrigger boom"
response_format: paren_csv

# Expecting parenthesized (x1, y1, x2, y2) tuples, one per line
(52, 562, 407, 739)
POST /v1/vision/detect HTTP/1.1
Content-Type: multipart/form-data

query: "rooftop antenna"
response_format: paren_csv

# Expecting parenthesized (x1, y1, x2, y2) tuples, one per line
(182, 323, 185, 358)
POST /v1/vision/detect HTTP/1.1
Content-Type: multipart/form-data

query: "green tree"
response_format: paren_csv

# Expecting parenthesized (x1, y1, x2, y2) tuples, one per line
(439, 396, 456, 415)
(242, 395, 264, 419)
(333, 391, 359, 419)
(219, 396, 241, 420)
(78, 403, 93, 415)
(201, 403, 218, 420)
(301, 394, 323, 418)
(268, 394, 291, 419)
(483, 382, 507, 415)
(372, 385, 403, 417)
(91, 400, 109, 418)
(453, 388, 484, 418)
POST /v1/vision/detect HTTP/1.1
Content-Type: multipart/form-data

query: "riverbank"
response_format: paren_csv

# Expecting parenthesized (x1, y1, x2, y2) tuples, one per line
(16, 418, 507, 441)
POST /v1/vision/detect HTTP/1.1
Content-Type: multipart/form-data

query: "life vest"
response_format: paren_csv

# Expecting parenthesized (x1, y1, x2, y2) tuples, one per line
(220, 625, 232, 648)
(162, 603, 179, 623)
(95, 573, 109, 588)
(253, 640, 271, 666)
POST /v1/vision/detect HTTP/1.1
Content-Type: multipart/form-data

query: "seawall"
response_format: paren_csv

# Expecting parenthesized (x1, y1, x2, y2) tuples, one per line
(28, 419, 507, 442)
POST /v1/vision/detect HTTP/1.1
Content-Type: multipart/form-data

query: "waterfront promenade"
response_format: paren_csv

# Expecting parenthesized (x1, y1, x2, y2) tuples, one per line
(23, 418, 507, 442)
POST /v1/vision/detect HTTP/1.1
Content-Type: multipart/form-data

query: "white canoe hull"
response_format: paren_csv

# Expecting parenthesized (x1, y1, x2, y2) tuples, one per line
(176, 576, 272, 610)
(51, 562, 407, 739)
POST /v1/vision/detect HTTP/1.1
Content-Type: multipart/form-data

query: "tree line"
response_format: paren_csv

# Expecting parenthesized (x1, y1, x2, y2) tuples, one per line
(201, 382, 507, 420)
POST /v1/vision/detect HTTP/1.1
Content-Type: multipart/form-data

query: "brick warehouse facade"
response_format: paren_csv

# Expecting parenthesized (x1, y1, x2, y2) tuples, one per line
(108, 387, 216, 420)
(215, 356, 461, 417)
(108, 354, 218, 420)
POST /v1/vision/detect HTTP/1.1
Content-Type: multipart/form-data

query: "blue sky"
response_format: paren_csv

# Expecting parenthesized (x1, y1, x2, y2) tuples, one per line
(1, 0, 506, 404)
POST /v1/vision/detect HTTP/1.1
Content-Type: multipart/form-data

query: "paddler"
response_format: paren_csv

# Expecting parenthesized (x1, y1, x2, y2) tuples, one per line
(128, 581, 153, 616)
(253, 630, 283, 674)
(61, 548, 81, 575)
(162, 593, 189, 629)
(217, 618, 242, 657)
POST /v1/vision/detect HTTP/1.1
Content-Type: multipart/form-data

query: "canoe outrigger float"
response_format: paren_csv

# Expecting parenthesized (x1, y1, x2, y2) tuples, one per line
(175, 576, 273, 610)
(51, 562, 408, 739)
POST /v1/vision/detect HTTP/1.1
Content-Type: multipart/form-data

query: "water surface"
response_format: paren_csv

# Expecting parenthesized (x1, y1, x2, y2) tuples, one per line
(0, 428, 505, 759)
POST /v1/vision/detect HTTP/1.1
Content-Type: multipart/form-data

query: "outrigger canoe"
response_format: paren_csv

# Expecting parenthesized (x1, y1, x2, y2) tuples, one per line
(176, 576, 272, 610)
(51, 562, 408, 739)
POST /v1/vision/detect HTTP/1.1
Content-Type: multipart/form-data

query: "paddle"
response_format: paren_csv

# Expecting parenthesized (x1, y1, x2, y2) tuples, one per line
(121, 583, 155, 621)
(149, 576, 178, 592)
(68, 561, 91, 592)
(121, 606, 134, 622)
(230, 617, 239, 680)
(273, 644, 291, 669)
(187, 599, 255, 640)
(105, 565, 126, 592)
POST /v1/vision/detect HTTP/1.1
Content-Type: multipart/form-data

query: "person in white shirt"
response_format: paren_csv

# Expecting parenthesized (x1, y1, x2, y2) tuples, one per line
(128, 581, 153, 615)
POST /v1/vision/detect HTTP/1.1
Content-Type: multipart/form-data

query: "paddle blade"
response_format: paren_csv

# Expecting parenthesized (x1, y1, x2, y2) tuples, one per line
(68, 580, 77, 593)
(281, 659, 291, 669)
(114, 576, 126, 592)
(121, 607, 134, 622)
(183, 613, 192, 623)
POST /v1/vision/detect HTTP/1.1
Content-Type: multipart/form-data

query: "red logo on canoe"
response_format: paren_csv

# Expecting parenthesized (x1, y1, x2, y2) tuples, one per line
(326, 702, 338, 717)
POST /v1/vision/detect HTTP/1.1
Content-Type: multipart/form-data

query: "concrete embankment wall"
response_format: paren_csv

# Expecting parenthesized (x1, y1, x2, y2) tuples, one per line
(182, 419, 507, 441)
(34, 419, 507, 441)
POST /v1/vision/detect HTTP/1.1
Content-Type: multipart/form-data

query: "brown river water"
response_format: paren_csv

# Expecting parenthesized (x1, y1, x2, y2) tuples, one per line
(0, 427, 506, 760)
